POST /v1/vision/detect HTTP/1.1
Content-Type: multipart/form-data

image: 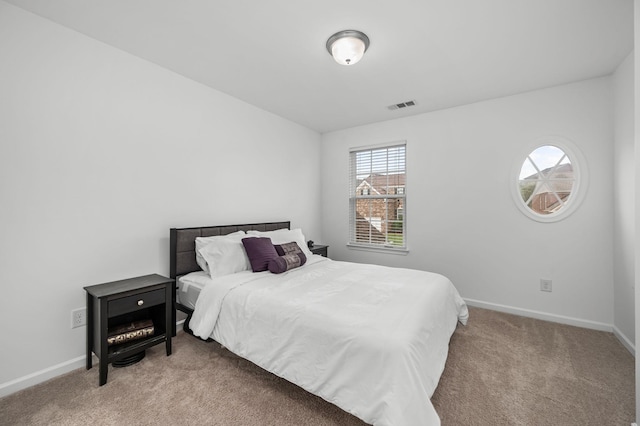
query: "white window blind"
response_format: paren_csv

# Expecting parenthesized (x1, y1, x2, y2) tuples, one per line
(349, 143, 406, 250)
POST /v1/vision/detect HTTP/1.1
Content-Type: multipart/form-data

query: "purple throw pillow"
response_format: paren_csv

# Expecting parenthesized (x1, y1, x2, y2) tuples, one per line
(274, 242, 307, 260)
(242, 237, 279, 272)
(269, 242, 307, 274)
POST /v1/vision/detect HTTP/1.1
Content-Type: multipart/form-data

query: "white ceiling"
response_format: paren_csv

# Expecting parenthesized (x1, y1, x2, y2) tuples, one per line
(5, 0, 634, 133)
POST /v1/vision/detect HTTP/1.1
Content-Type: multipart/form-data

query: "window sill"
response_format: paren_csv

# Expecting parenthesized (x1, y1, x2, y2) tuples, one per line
(346, 243, 409, 255)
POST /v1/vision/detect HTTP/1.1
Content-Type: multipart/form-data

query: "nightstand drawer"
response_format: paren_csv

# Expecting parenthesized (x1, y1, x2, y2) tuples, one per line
(108, 288, 165, 317)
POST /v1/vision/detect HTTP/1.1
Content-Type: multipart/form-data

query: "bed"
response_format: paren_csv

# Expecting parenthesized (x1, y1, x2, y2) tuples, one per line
(170, 221, 468, 426)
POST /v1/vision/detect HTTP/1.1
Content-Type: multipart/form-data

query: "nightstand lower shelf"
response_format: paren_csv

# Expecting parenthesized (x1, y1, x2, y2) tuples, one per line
(108, 334, 166, 359)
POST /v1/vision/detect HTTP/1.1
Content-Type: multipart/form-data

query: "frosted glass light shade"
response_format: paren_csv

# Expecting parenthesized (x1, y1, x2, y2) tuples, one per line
(326, 30, 370, 66)
(331, 36, 365, 65)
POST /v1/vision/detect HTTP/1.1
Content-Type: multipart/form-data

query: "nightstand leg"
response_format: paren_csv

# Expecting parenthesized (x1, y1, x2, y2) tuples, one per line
(166, 284, 173, 356)
(99, 359, 108, 386)
(98, 298, 108, 386)
(86, 292, 93, 370)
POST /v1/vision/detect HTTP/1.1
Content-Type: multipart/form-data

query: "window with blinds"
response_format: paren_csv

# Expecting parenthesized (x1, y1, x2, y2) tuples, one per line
(349, 143, 406, 250)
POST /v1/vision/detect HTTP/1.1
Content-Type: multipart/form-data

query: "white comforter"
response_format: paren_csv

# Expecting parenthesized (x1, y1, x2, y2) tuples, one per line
(189, 256, 468, 426)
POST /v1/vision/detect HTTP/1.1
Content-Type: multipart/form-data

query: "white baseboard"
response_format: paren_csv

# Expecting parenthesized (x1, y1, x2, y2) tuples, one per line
(613, 325, 636, 356)
(0, 309, 631, 399)
(464, 298, 612, 332)
(0, 354, 88, 398)
(0, 320, 187, 398)
(465, 298, 637, 356)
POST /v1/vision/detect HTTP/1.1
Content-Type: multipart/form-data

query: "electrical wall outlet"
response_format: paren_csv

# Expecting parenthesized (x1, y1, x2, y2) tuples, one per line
(71, 308, 87, 328)
(540, 279, 552, 292)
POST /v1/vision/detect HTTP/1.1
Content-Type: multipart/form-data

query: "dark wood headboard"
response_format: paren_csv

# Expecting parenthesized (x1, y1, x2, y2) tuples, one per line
(169, 221, 290, 279)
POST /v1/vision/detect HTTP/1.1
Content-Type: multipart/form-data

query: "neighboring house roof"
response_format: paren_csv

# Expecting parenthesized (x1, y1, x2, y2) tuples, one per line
(524, 163, 572, 180)
(356, 173, 406, 195)
(357, 180, 380, 195)
(524, 163, 574, 195)
(523, 163, 574, 213)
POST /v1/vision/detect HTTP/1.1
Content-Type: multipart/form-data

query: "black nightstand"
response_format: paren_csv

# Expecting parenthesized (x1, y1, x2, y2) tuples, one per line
(310, 244, 329, 257)
(84, 274, 175, 386)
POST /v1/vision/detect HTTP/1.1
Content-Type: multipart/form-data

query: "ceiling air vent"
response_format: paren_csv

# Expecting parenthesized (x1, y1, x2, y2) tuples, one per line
(388, 100, 417, 111)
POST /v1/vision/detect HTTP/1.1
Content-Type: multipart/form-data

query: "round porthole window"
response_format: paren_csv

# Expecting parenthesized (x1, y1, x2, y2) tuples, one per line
(512, 137, 587, 222)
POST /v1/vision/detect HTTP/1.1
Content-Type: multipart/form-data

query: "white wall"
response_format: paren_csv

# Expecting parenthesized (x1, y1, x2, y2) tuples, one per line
(613, 52, 636, 351)
(0, 2, 321, 391)
(321, 78, 614, 327)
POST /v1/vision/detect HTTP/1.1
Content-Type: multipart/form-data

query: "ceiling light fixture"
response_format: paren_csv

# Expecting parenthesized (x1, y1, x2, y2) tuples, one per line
(326, 30, 370, 66)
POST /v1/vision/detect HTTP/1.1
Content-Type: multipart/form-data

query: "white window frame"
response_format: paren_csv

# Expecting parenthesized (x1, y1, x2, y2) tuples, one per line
(510, 136, 588, 223)
(348, 142, 408, 254)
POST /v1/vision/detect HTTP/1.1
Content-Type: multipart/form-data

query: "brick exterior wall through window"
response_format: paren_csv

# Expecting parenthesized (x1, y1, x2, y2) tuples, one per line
(355, 173, 405, 242)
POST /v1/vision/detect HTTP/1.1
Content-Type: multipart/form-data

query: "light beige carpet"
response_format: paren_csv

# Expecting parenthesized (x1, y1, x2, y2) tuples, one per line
(0, 307, 634, 425)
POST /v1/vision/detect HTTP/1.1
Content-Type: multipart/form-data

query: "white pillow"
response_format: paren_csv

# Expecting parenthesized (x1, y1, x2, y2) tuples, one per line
(246, 228, 313, 258)
(195, 231, 245, 274)
(178, 271, 212, 293)
(198, 237, 251, 278)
